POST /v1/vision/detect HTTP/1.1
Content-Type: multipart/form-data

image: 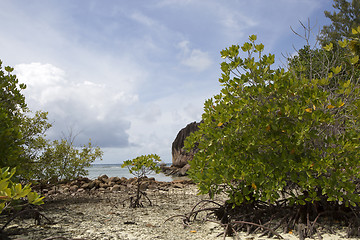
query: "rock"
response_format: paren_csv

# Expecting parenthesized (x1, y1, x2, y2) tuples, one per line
(120, 177, 127, 182)
(148, 183, 158, 190)
(179, 164, 191, 176)
(140, 183, 148, 191)
(81, 183, 91, 189)
(88, 181, 96, 189)
(109, 176, 120, 183)
(99, 183, 109, 189)
(94, 179, 102, 188)
(70, 185, 79, 192)
(172, 121, 200, 168)
(161, 165, 190, 177)
(173, 183, 183, 188)
(111, 184, 122, 192)
(48, 189, 57, 195)
(98, 175, 109, 183)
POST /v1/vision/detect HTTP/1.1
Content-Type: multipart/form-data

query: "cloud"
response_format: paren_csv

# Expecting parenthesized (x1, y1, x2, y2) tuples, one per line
(1, 0, 333, 164)
(177, 41, 212, 72)
(15, 62, 137, 148)
(130, 11, 157, 27)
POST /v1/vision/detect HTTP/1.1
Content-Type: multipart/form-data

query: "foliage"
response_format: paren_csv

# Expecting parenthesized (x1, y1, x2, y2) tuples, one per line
(319, 0, 360, 46)
(0, 60, 103, 182)
(0, 167, 43, 214)
(185, 34, 360, 208)
(0, 60, 51, 179)
(36, 138, 103, 182)
(122, 154, 161, 208)
(0, 61, 27, 170)
(122, 154, 161, 178)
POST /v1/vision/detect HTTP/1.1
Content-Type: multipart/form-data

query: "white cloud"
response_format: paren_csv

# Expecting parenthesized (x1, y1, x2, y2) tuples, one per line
(177, 41, 212, 72)
(130, 11, 157, 27)
(15, 62, 138, 148)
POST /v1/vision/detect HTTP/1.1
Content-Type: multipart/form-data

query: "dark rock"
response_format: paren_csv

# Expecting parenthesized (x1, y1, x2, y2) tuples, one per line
(171, 121, 200, 168)
(109, 176, 120, 183)
(140, 183, 149, 191)
(111, 184, 122, 191)
(88, 181, 96, 189)
(120, 177, 127, 182)
(81, 183, 91, 189)
(99, 183, 109, 189)
(161, 164, 190, 177)
(70, 185, 79, 192)
(179, 164, 191, 176)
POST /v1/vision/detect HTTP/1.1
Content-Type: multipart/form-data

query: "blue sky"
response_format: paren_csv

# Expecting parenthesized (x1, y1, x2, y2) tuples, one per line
(1, 0, 334, 163)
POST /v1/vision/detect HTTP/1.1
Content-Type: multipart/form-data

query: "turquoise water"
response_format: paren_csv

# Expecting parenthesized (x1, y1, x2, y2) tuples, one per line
(85, 164, 174, 182)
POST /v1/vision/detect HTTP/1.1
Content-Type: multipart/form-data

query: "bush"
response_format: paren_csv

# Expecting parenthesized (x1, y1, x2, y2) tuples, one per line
(36, 138, 103, 182)
(185, 34, 360, 209)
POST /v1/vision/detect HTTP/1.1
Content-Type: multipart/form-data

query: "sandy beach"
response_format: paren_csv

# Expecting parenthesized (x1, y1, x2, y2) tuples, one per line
(1, 180, 358, 240)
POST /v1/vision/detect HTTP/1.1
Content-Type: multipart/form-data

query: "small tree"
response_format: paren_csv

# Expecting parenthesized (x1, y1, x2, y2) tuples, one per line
(185, 34, 360, 218)
(37, 138, 103, 182)
(121, 154, 161, 208)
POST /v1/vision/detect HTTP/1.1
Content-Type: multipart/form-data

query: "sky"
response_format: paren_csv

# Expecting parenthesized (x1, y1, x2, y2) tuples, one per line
(1, 0, 334, 164)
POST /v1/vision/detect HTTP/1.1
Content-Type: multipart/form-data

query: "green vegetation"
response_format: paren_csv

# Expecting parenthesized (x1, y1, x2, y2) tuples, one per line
(0, 60, 103, 182)
(122, 154, 161, 208)
(36, 138, 103, 183)
(319, 0, 360, 45)
(0, 167, 44, 214)
(184, 29, 360, 236)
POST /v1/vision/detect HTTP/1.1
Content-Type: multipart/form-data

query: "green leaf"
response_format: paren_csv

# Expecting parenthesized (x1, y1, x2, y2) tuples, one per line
(331, 65, 342, 74)
(4, 66, 14, 72)
(338, 39, 348, 48)
(255, 43, 264, 52)
(323, 43, 333, 51)
(0, 179, 9, 191)
(350, 55, 359, 65)
(241, 42, 252, 52)
(249, 35, 257, 41)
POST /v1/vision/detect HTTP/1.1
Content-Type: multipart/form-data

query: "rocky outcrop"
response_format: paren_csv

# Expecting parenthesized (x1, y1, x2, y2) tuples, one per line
(172, 121, 200, 168)
(161, 121, 200, 177)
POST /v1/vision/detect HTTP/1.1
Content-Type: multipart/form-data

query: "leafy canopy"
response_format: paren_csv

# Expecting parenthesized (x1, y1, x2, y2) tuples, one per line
(319, 0, 360, 45)
(185, 34, 360, 207)
(122, 154, 161, 179)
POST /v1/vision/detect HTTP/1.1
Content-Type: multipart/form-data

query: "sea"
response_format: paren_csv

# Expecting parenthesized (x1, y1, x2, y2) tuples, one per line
(85, 164, 175, 182)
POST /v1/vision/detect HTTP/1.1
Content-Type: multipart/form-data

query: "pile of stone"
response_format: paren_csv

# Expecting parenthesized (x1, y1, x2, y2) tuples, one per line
(36, 175, 194, 196)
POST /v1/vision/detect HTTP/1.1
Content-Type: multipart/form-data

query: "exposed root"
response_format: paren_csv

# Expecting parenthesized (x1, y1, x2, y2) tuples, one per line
(121, 190, 152, 208)
(167, 198, 360, 239)
(0, 208, 52, 232)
